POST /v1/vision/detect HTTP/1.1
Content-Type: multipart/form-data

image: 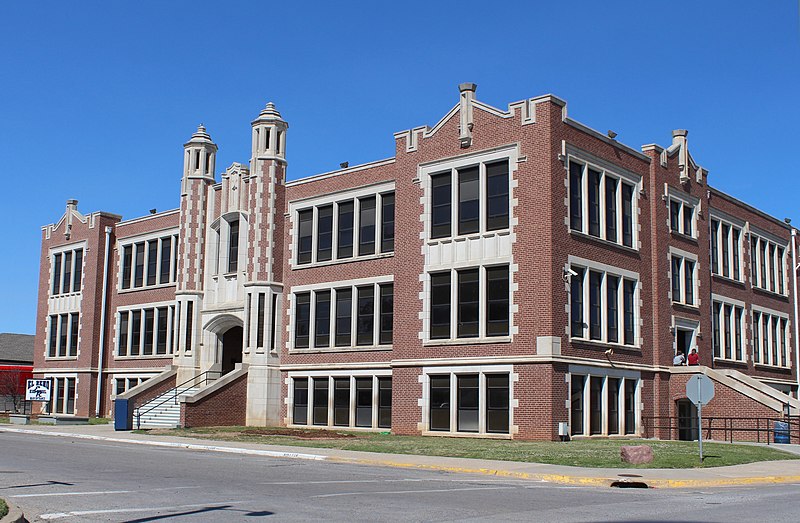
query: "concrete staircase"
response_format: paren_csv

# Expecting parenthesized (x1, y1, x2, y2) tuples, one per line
(716, 368, 800, 414)
(135, 385, 199, 429)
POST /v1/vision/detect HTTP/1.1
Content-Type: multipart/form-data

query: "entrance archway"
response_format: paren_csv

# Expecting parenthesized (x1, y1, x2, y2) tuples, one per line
(220, 326, 243, 375)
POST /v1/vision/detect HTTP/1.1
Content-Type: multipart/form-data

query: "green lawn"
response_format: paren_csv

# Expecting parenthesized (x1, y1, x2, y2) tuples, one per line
(138, 427, 799, 469)
(88, 417, 111, 425)
(0, 498, 8, 519)
(0, 416, 9, 424)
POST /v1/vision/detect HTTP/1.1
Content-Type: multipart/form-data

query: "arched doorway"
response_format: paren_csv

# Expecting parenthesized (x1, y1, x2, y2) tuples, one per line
(220, 326, 243, 375)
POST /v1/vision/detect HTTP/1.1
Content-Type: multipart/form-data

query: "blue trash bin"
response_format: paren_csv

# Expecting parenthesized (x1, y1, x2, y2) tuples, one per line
(774, 421, 790, 444)
(114, 398, 133, 431)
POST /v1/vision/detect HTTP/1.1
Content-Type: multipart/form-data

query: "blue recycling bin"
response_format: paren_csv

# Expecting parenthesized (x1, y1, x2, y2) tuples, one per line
(114, 398, 133, 431)
(774, 421, 790, 444)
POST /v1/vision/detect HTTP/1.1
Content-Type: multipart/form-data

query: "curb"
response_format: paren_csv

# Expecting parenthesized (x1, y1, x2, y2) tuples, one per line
(0, 499, 26, 523)
(5, 427, 800, 489)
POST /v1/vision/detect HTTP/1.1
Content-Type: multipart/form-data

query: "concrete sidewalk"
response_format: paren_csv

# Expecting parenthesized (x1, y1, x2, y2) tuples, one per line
(4, 423, 800, 489)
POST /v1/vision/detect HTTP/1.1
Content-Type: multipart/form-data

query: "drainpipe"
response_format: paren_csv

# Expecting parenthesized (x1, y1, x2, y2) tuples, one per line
(791, 227, 800, 400)
(94, 226, 113, 417)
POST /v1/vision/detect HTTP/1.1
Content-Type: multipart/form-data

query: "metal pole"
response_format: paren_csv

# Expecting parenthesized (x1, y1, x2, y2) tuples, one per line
(698, 401, 704, 462)
(790, 228, 799, 400)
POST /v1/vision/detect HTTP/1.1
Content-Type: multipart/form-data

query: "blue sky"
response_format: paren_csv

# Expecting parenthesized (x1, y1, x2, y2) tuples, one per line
(1, 1, 798, 334)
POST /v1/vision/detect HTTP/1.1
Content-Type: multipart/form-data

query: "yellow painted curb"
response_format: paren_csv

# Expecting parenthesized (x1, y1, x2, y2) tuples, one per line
(326, 456, 800, 489)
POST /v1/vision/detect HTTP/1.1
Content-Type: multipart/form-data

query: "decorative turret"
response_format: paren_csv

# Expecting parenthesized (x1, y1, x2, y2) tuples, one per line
(251, 102, 288, 161)
(183, 124, 217, 180)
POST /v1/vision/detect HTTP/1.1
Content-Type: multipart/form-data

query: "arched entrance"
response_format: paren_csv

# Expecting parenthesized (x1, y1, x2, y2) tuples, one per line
(220, 326, 243, 375)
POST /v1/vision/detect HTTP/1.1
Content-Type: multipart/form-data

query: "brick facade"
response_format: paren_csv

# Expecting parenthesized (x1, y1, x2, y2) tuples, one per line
(33, 85, 799, 440)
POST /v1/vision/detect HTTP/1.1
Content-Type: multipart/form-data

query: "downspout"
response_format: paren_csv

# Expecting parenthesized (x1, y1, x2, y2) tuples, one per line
(94, 226, 113, 417)
(791, 228, 800, 400)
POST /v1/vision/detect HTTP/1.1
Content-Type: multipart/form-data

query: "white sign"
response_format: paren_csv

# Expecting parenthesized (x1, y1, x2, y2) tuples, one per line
(686, 374, 715, 405)
(25, 379, 52, 402)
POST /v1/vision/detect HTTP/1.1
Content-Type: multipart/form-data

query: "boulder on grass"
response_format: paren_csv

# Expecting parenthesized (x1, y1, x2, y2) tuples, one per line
(620, 445, 654, 465)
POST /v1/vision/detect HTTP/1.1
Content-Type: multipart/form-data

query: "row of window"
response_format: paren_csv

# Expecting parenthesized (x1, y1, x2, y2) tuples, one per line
(569, 160, 635, 248)
(710, 219, 742, 281)
(430, 265, 510, 340)
(570, 374, 638, 436)
(292, 376, 391, 429)
(120, 235, 178, 290)
(671, 255, 696, 306)
(117, 306, 176, 357)
(114, 376, 152, 396)
(47, 313, 79, 358)
(750, 235, 787, 295)
(296, 192, 394, 266)
(669, 198, 695, 238)
(753, 311, 790, 367)
(49, 377, 76, 415)
(430, 159, 509, 239)
(294, 283, 393, 349)
(711, 301, 745, 362)
(51, 248, 84, 296)
(570, 266, 636, 346)
(429, 373, 510, 434)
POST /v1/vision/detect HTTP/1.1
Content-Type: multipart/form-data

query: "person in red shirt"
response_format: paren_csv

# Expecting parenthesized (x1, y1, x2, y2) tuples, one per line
(687, 348, 700, 366)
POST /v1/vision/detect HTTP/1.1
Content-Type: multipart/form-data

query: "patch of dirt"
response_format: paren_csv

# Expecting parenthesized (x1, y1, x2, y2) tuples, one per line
(242, 428, 359, 439)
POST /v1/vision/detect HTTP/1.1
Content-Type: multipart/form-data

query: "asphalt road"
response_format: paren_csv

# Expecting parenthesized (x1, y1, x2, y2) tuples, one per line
(1, 431, 799, 522)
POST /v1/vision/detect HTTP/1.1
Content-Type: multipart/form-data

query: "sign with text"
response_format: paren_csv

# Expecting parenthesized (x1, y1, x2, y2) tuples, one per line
(25, 379, 52, 401)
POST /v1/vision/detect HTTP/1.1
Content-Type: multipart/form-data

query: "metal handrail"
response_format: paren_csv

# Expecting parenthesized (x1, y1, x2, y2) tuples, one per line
(642, 415, 799, 444)
(135, 370, 221, 429)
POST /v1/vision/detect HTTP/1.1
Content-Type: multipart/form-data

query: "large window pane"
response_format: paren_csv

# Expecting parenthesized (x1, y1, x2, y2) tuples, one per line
(335, 289, 352, 347)
(590, 376, 603, 435)
(458, 166, 480, 235)
(317, 205, 333, 262)
(381, 193, 395, 253)
(608, 378, 620, 435)
(671, 257, 682, 303)
(297, 209, 313, 264)
(624, 380, 636, 434)
(378, 377, 392, 428)
(486, 266, 509, 336)
(457, 269, 479, 338)
(59, 314, 68, 357)
(293, 378, 308, 425)
(570, 267, 585, 337)
(486, 374, 509, 434)
(121, 245, 132, 290)
(430, 272, 451, 339)
(379, 283, 393, 345)
(569, 162, 583, 231)
(358, 197, 376, 256)
(157, 307, 168, 354)
(589, 271, 602, 340)
(486, 160, 509, 231)
(607, 275, 619, 343)
(457, 375, 479, 432)
(313, 378, 328, 426)
(356, 286, 374, 346)
(684, 260, 694, 305)
(355, 378, 372, 428)
(605, 177, 617, 242)
(52, 253, 62, 294)
(431, 172, 452, 239)
(337, 201, 354, 259)
(147, 240, 158, 285)
(430, 375, 450, 431)
(570, 375, 584, 436)
(587, 168, 601, 237)
(228, 219, 239, 273)
(294, 293, 310, 349)
(623, 280, 635, 345)
(62, 251, 72, 294)
(143, 309, 154, 355)
(159, 237, 171, 284)
(118, 311, 129, 356)
(621, 183, 634, 247)
(314, 291, 331, 348)
(69, 313, 79, 357)
(134, 242, 145, 287)
(333, 378, 350, 427)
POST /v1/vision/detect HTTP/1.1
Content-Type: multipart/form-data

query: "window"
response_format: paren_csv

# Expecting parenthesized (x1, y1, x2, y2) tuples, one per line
(712, 298, 745, 362)
(50, 377, 76, 415)
(570, 372, 639, 436)
(120, 234, 178, 290)
(710, 219, 742, 280)
(750, 234, 788, 294)
(427, 370, 512, 435)
(569, 263, 638, 346)
(291, 374, 391, 430)
(430, 159, 510, 240)
(295, 191, 395, 266)
(47, 313, 79, 358)
(568, 160, 636, 248)
(51, 247, 85, 295)
(113, 375, 153, 396)
(428, 265, 509, 341)
(669, 198, 695, 237)
(670, 255, 696, 306)
(752, 309, 790, 367)
(256, 293, 266, 348)
(117, 305, 175, 357)
(227, 218, 239, 273)
(292, 281, 393, 350)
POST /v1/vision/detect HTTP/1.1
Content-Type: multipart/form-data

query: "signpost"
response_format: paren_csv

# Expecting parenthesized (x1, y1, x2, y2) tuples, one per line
(686, 374, 715, 462)
(25, 379, 52, 402)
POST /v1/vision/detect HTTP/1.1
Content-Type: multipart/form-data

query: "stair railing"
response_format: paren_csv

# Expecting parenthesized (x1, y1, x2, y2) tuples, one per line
(134, 370, 221, 429)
